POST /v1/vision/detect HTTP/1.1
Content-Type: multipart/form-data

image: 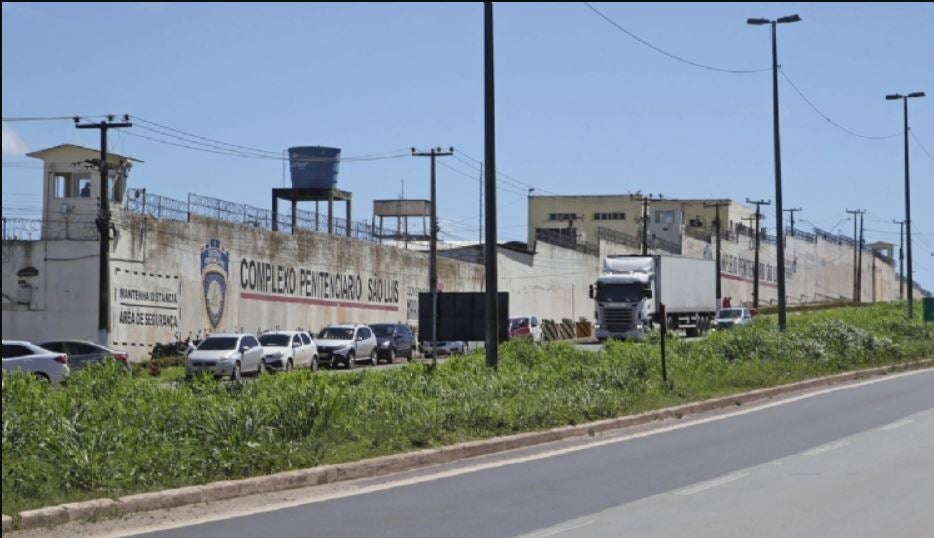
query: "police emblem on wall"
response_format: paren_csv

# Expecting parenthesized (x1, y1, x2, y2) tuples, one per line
(200, 239, 229, 328)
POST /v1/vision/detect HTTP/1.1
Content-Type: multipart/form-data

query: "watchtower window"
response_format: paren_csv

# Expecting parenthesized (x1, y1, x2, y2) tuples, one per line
(52, 172, 93, 199)
(52, 173, 73, 199)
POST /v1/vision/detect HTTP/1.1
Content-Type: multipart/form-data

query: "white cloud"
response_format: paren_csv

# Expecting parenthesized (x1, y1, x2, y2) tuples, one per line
(2, 122, 29, 156)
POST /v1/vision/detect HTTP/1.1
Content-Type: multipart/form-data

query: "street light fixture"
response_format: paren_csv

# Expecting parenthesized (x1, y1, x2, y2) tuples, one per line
(747, 14, 800, 332)
(886, 91, 925, 318)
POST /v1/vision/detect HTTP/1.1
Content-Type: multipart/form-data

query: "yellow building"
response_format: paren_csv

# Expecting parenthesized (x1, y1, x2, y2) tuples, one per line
(527, 194, 756, 251)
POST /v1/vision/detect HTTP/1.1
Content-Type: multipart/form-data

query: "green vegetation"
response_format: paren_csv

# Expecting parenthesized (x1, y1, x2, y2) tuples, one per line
(3, 301, 931, 514)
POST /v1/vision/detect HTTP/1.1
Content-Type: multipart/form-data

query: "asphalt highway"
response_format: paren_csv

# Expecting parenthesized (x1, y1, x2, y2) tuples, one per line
(126, 368, 933, 538)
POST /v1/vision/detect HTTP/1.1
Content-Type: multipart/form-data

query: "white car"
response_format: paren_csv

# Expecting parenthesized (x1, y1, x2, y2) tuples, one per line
(259, 331, 318, 371)
(715, 307, 753, 330)
(420, 340, 467, 357)
(185, 333, 264, 380)
(315, 324, 378, 369)
(2, 340, 70, 383)
(509, 315, 544, 343)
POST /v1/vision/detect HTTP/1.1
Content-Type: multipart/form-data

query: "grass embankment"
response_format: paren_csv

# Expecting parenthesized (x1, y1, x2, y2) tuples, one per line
(3, 301, 932, 514)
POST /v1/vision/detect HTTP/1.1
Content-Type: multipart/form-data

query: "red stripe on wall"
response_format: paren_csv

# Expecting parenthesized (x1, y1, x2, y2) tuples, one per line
(240, 292, 400, 312)
(721, 273, 778, 289)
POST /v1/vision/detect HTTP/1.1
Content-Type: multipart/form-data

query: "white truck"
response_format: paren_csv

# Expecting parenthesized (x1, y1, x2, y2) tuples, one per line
(590, 255, 716, 340)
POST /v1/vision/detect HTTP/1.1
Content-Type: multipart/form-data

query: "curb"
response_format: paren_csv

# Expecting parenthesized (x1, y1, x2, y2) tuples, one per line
(9, 359, 932, 531)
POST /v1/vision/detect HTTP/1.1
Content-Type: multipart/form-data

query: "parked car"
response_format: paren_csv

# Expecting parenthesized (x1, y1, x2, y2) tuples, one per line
(370, 323, 416, 363)
(185, 333, 264, 380)
(37, 340, 129, 371)
(509, 315, 544, 343)
(315, 324, 378, 369)
(420, 340, 467, 357)
(2, 340, 70, 383)
(715, 307, 753, 330)
(258, 330, 318, 371)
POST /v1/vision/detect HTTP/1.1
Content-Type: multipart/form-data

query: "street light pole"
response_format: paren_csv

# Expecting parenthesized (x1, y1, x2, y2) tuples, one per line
(886, 91, 925, 319)
(748, 14, 799, 331)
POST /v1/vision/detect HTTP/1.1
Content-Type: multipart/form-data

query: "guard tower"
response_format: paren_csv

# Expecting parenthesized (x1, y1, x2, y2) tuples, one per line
(26, 144, 139, 240)
(272, 146, 352, 236)
(372, 199, 431, 246)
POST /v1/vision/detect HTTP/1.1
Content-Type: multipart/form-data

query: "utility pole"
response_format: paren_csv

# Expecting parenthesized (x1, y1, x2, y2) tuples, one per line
(745, 199, 771, 309)
(846, 209, 864, 302)
(894, 219, 905, 300)
(412, 147, 454, 366)
(75, 115, 132, 347)
(484, 0, 499, 369)
(704, 200, 730, 310)
(631, 194, 659, 255)
(479, 163, 483, 249)
(886, 91, 925, 319)
(857, 212, 865, 303)
(784, 207, 801, 237)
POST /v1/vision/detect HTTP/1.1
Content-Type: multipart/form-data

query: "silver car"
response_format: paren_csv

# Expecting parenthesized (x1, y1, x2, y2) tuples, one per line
(715, 307, 753, 330)
(2, 340, 71, 383)
(185, 334, 264, 381)
(315, 324, 378, 369)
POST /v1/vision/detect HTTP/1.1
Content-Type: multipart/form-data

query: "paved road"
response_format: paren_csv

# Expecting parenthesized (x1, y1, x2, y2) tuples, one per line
(122, 368, 933, 538)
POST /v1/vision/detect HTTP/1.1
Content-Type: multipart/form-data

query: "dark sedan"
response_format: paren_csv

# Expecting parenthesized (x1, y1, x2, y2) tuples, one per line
(369, 323, 416, 362)
(37, 340, 130, 371)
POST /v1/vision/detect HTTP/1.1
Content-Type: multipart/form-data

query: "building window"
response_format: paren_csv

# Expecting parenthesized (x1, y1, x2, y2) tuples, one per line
(548, 213, 577, 221)
(654, 210, 675, 224)
(593, 212, 625, 221)
(52, 173, 73, 199)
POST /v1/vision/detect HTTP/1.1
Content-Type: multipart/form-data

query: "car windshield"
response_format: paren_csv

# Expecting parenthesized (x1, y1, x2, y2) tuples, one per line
(197, 337, 239, 351)
(259, 334, 291, 346)
(510, 318, 529, 330)
(318, 328, 354, 340)
(718, 309, 743, 319)
(596, 282, 643, 302)
(370, 325, 395, 337)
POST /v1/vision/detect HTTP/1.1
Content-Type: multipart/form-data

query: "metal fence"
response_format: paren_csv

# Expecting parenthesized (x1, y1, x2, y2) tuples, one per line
(1, 217, 42, 240)
(125, 189, 189, 222)
(536, 228, 599, 256)
(125, 189, 379, 242)
(595, 226, 681, 255)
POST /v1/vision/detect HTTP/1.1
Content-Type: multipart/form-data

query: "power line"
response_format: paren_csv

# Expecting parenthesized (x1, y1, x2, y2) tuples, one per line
(779, 68, 899, 141)
(583, 2, 770, 75)
(1, 115, 108, 122)
(453, 149, 561, 195)
(910, 130, 934, 162)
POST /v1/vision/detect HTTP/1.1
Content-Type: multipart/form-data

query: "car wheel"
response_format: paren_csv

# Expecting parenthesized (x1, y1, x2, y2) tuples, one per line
(231, 362, 242, 382)
(33, 372, 51, 383)
(346, 351, 355, 369)
(311, 356, 319, 372)
(285, 358, 293, 372)
(370, 348, 378, 366)
(386, 348, 396, 364)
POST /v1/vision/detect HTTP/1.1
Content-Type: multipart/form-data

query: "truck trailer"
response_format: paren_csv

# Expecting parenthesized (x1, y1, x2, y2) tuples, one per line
(589, 254, 716, 340)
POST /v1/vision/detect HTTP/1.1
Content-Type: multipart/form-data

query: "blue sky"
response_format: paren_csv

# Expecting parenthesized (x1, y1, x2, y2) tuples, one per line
(3, 2, 933, 289)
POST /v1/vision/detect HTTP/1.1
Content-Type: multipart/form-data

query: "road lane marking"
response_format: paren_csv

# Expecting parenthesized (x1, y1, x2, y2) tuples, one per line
(675, 472, 750, 496)
(803, 440, 850, 456)
(879, 418, 914, 431)
(93, 367, 931, 538)
(526, 518, 596, 537)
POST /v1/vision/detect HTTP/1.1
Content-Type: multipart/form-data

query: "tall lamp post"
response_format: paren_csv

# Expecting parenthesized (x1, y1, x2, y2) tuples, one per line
(886, 91, 925, 319)
(748, 14, 800, 332)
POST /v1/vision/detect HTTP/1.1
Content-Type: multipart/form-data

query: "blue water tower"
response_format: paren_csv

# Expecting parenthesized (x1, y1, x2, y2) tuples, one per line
(288, 146, 340, 189)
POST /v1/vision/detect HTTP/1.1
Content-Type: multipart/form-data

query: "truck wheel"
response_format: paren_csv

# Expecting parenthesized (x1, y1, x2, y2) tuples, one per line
(686, 327, 700, 338)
